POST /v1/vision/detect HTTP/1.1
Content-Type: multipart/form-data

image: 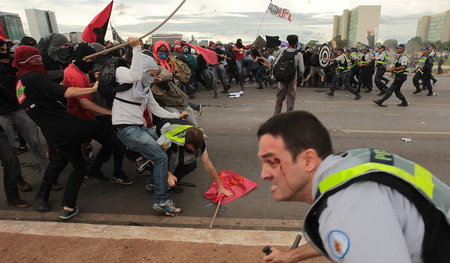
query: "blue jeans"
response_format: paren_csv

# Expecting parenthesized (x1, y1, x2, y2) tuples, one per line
(236, 60, 244, 87)
(115, 125, 169, 204)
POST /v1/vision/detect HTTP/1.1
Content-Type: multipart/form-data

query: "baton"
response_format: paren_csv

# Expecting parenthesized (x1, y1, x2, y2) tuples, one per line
(263, 234, 302, 255)
(175, 182, 197, 187)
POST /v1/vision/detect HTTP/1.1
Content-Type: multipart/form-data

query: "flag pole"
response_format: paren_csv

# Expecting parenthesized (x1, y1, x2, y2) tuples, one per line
(256, 0, 271, 38)
(208, 199, 222, 229)
(83, 0, 187, 60)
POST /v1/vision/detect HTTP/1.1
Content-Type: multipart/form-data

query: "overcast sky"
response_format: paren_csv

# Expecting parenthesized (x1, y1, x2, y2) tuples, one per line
(1, 0, 448, 44)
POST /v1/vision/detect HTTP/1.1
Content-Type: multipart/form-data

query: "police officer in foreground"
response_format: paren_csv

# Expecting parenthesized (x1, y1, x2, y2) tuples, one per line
(324, 48, 360, 100)
(373, 44, 409, 107)
(258, 110, 450, 263)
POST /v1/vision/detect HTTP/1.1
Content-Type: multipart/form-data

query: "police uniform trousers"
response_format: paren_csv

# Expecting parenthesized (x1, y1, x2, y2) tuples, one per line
(380, 74, 407, 103)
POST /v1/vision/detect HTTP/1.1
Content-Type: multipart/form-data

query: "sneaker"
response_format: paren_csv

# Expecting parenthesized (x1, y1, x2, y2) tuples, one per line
(112, 175, 134, 185)
(136, 158, 153, 172)
(7, 198, 30, 208)
(16, 146, 29, 155)
(59, 206, 79, 220)
(152, 200, 182, 216)
(34, 196, 51, 212)
(17, 177, 32, 192)
(136, 169, 151, 176)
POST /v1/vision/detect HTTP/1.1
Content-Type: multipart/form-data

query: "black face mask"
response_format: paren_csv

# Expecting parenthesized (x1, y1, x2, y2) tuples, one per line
(0, 52, 9, 59)
(75, 61, 95, 73)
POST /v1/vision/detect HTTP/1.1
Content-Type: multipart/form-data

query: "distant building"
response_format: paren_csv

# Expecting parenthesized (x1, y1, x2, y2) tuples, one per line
(149, 33, 182, 45)
(0, 11, 25, 40)
(25, 9, 59, 41)
(416, 10, 450, 43)
(64, 32, 83, 43)
(332, 5, 381, 47)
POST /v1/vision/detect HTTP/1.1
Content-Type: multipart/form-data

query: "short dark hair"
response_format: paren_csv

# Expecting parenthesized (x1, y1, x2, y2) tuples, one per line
(185, 127, 204, 151)
(257, 111, 333, 160)
(287, 35, 298, 47)
(336, 48, 344, 53)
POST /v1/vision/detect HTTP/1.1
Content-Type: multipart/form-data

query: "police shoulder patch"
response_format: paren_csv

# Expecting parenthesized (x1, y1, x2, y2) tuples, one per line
(327, 230, 350, 259)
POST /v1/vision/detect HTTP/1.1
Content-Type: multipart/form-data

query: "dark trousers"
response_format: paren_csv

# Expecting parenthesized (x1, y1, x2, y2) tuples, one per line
(37, 118, 113, 208)
(96, 115, 124, 176)
(331, 71, 358, 95)
(374, 67, 387, 92)
(173, 162, 197, 181)
(381, 74, 407, 103)
(358, 68, 373, 91)
(0, 129, 20, 201)
(421, 72, 433, 93)
(255, 65, 268, 87)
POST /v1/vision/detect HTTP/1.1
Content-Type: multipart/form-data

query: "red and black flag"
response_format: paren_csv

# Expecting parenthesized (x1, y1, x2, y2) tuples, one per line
(82, 1, 114, 45)
(0, 21, 9, 41)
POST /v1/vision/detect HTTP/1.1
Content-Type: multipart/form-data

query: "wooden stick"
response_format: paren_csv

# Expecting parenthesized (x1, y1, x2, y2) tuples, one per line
(83, 0, 187, 60)
(208, 200, 222, 229)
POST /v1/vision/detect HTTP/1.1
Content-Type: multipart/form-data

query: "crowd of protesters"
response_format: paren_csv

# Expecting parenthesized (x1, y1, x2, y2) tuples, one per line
(0, 31, 448, 219)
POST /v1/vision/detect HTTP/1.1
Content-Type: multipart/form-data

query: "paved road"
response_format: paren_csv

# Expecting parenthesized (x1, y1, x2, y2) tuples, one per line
(1, 74, 450, 231)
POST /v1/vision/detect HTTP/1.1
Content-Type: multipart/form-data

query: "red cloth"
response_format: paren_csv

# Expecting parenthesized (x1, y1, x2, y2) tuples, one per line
(0, 21, 9, 41)
(203, 169, 259, 204)
(185, 43, 218, 65)
(143, 109, 153, 128)
(13, 46, 47, 77)
(62, 64, 95, 120)
(152, 40, 172, 72)
(82, 1, 113, 45)
(232, 45, 245, 61)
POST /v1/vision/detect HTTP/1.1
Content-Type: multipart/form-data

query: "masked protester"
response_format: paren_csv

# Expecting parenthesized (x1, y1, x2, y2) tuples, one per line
(0, 38, 50, 192)
(112, 37, 189, 216)
(37, 33, 72, 83)
(13, 45, 114, 220)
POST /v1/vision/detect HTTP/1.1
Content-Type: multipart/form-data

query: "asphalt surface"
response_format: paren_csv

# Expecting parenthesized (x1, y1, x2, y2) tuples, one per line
(1, 74, 450, 231)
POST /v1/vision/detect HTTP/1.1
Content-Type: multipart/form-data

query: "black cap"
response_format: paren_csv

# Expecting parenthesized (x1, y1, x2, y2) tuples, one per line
(396, 44, 405, 49)
(378, 45, 386, 49)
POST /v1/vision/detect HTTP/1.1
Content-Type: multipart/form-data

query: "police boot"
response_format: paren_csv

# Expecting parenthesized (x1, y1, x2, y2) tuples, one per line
(354, 93, 361, 100)
(397, 100, 408, 107)
(373, 99, 387, 107)
(326, 90, 334, 97)
(413, 89, 421, 94)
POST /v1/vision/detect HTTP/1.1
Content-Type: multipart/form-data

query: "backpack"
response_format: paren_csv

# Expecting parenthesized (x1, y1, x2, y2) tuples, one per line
(170, 56, 191, 83)
(273, 50, 298, 82)
(150, 80, 189, 109)
(97, 57, 133, 109)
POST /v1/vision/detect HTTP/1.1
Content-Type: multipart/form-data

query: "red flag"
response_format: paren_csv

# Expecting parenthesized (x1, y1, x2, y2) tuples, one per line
(82, 1, 114, 45)
(203, 170, 259, 204)
(185, 43, 219, 65)
(0, 21, 9, 41)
